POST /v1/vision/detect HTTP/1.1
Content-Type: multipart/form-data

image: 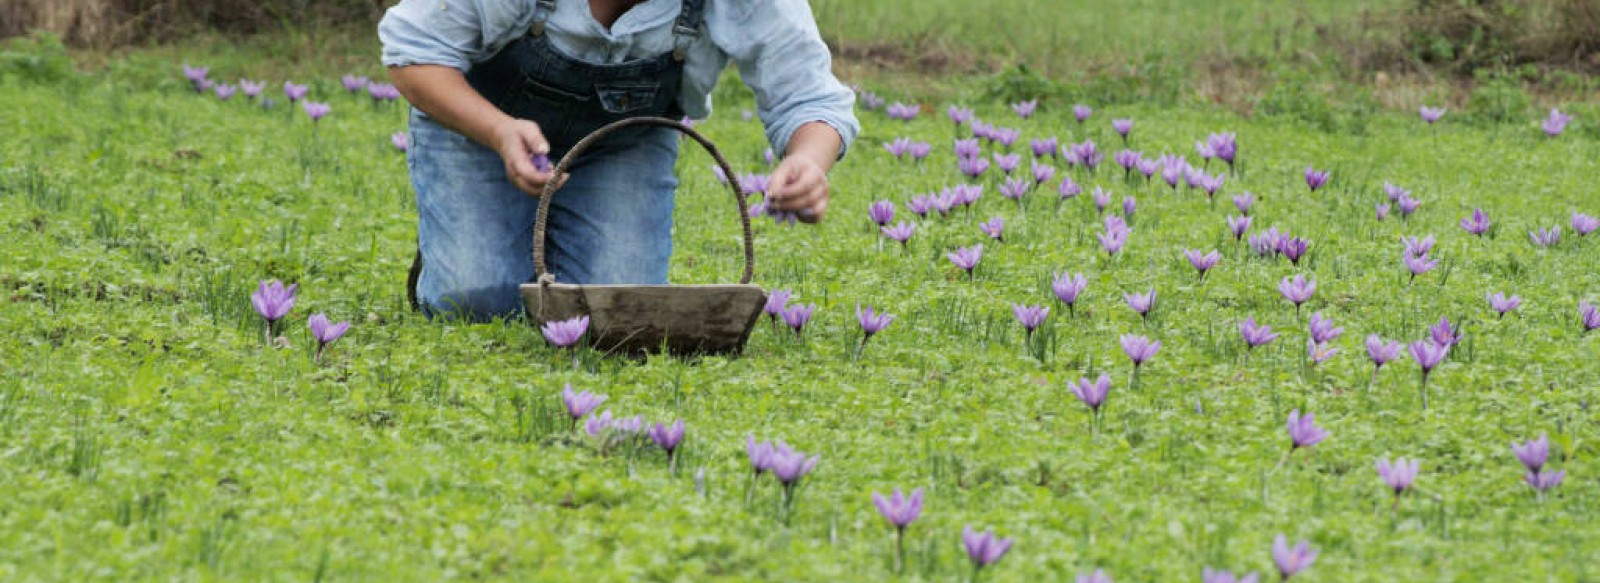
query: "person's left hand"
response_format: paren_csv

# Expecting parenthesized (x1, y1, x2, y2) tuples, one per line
(767, 156, 830, 223)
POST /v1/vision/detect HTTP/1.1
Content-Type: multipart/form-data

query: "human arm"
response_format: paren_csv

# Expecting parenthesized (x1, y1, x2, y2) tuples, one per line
(388, 65, 556, 194)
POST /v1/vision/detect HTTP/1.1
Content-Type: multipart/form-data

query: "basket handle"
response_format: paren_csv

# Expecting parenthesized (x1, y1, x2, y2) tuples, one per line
(533, 117, 755, 285)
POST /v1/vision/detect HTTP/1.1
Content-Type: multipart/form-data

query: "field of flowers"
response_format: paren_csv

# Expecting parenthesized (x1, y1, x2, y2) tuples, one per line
(1, 51, 1599, 581)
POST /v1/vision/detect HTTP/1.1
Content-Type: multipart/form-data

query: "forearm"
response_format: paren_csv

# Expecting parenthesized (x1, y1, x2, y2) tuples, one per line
(388, 64, 512, 151)
(784, 121, 843, 174)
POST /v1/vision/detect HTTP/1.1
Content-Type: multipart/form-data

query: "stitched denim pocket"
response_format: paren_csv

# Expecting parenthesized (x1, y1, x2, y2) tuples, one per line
(595, 84, 660, 115)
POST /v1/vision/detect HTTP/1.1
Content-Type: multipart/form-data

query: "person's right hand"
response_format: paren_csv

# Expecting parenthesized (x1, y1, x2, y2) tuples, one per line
(492, 119, 560, 196)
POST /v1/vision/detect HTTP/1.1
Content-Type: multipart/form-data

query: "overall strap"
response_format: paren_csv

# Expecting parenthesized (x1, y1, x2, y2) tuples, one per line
(671, 0, 706, 60)
(528, 0, 559, 36)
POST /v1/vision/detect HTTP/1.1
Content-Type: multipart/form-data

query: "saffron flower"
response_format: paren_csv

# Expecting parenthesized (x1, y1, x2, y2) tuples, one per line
(1527, 469, 1566, 493)
(341, 75, 369, 92)
(857, 304, 895, 340)
(1240, 317, 1280, 350)
(1397, 194, 1422, 219)
(648, 420, 686, 472)
(958, 156, 990, 179)
(1308, 312, 1343, 344)
(1278, 275, 1316, 314)
(561, 385, 606, 423)
(1185, 249, 1221, 280)
(1124, 289, 1156, 319)
(1366, 334, 1403, 380)
(1122, 196, 1137, 220)
(307, 313, 350, 361)
(1032, 137, 1061, 159)
(541, 315, 589, 348)
(1277, 237, 1309, 266)
(782, 303, 816, 337)
(1487, 292, 1521, 318)
(182, 64, 209, 88)
(1092, 187, 1112, 214)
(1233, 192, 1255, 215)
(1112, 118, 1133, 139)
(994, 153, 1022, 175)
(874, 487, 924, 572)
(283, 81, 308, 102)
(1203, 569, 1260, 583)
(883, 138, 912, 158)
(1420, 106, 1445, 124)
(1098, 226, 1129, 257)
(1000, 178, 1029, 202)
(302, 101, 332, 123)
(869, 200, 895, 226)
(391, 132, 409, 152)
(367, 83, 401, 101)
(1072, 373, 1112, 413)
(993, 128, 1021, 149)
(1542, 108, 1571, 137)
(239, 79, 265, 99)
(1208, 131, 1239, 168)
(1429, 316, 1459, 347)
(1031, 162, 1056, 186)
(1227, 215, 1252, 241)
(1286, 409, 1329, 450)
(882, 222, 915, 250)
(981, 216, 1006, 241)
(1304, 167, 1330, 192)
(251, 279, 298, 331)
(1011, 100, 1038, 118)
(1307, 338, 1338, 365)
(1272, 535, 1318, 580)
(1120, 334, 1161, 368)
(747, 436, 776, 475)
(1114, 149, 1141, 175)
(948, 244, 983, 279)
(947, 105, 974, 126)
(906, 195, 932, 218)
(584, 410, 614, 436)
(763, 289, 792, 324)
(213, 84, 237, 100)
(1582, 302, 1600, 333)
(1460, 208, 1491, 236)
(885, 102, 920, 121)
(1052, 273, 1088, 316)
(1376, 457, 1421, 502)
(1013, 304, 1049, 338)
(1135, 158, 1159, 179)
(1530, 226, 1561, 247)
(954, 138, 982, 159)
(1376, 203, 1391, 222)
(1409, 340, 1449, 409)
(1073, 104, 1093, 123)
(769, 446, 819, 500)
(1573, 213, 1600, 237)
(1402, 235, 1436, 257)
(1077, 570, 1113, 583)
(1511, 434, 1550, 474)
(962, 526, 1013, 571)
(909, 142, 932, 160)
(1404, 252, 1438, 282)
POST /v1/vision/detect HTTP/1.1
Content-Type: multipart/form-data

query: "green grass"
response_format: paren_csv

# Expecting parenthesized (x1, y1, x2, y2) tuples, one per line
(2, 47, 1600, 581)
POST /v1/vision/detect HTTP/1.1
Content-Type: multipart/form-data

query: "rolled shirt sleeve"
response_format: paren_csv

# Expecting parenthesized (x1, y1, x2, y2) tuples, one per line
(705, 0, 860, 159)
(379, 0, 530, 72)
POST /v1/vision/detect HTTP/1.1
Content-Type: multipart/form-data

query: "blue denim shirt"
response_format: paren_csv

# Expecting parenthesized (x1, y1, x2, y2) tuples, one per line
(379, 0, 859, 157)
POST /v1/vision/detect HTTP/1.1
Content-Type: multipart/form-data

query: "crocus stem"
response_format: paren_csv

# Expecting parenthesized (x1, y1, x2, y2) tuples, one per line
(1419, 372, 1430, 410)
(315, 344, 325, 364)
(894, 528, 905, 574)
(668, 451, 677, 478)
(853, 337, 867, 363)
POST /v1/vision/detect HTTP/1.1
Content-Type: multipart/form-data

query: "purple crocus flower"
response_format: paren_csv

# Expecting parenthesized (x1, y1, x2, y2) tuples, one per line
(239, 79, 265, 99)
(747, 436, 776, 475)
(1208, 132, 1239, 167)
(869, 200, 896, 226)
(769, 446, 819, 490)
(994, 152, 1022, 175)
(1135, 158, 1159, 179)
(882, 222, 915, 249)
(1227, 215, 1252, 241)
(1366, 334, 1403, 373)
(1098, 227, 1129, 256)
(1185, 249, 1221, 279)
(1543, 108, 1571, 137)
(1404, 252, 1438, 280)
(1511, 434, 1550, 474)
(981, 216, 1006, 241)
(1409, 340, 1449, 382)
(1076, 569, 1112, 583)
(1073, 104, 1093, 124)
(307, 313, 350, 357)
(367, 83, 401, 101)
(1460, 208, 1491, 236)
(1304, 167, 1330, 192)
(1113, 149, 1140, 172)
(1286, 410, 1329, 449)
(1233, 192, 1255, 215)
(1402, 235, 1436, 257)
(1420, 106, 1446, 124)
(857, 304, 895, 339)
(1052, 272, 1088, 314)
(1278, 275, 1316, 312)
(1195, 139, 1216, 162)
(1572, 213, 1600, 237)
(1250, 228, 1284, 258)
(782, 303, 816, 336)
(1429, 316, 1459, 347)
(1124, 289, 1156, 319)
(391, 132, 409, 152)
(907, 142, 932, 161)
(1272, 535, 1318, 580)
(954, 138, 982, 159)
(283, 81, 308, 102)
(873, 488, 924, 530)
(886, 102, 920, 121)
(1277, 237, 1309, 266)
(1000, 178, 1029, 202)
(958, 156, 990, 179)
(1121, 196, 1137, 220)
(1120, 334, 1161, 367)
(932, 192, 958, 216)
(1307, 338, 1338, 365)
(1396, 195, 1422, 219)
(1527, 470, 1566, 493)
(1031, 137, 1060, 158)
(560, 385, 606, 421)
(762, 289, 791, 324)
(1031, 162, 1056, 186)
(1530, 226, 1561, 247)
(993, 128, 1021, 149)
(906, 195, 932, 218)
(1072, 374, 1112, 412)
(584, 410, 614, 436)
(1012, 100, 1038, 118)
(1092, 187, 1112, 214)
(251, 279, 297, 324)
(182, 64, 209, 87)
(1012, 304, 1049, 335)
(1376, 203, 1392, 222)
(1376, 457, 1421, 499)
(1308, 312, 1343, 344)
(541, 315, 589, 348)
(948, 244, 983, 278)
(1383, 182, 1408, 202)
(1202, 569, 1260, 583)
(947, 105, 974, 126)
(883, 138, 912, 158)
(1240, 317, 1280, 349)
(1112, 118, 1133, 138)
(962, 526, 1013, 570)
(302, 101, 332, 123)
(1582, 302, 1600, 333)
(341, 75, 369, 92)
(1487, 292, 1521, 318)
(1070, 140, 1102, 169)
(648, 419, 685, 457)
(213, 84, 237, 100)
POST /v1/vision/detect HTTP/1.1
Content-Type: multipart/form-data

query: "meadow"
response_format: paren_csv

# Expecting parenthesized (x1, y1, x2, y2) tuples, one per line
(2, 11, 1600, 581)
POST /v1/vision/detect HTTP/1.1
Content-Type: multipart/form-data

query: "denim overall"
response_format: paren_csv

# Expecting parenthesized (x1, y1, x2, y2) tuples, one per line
(407, 0, 701, 320)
